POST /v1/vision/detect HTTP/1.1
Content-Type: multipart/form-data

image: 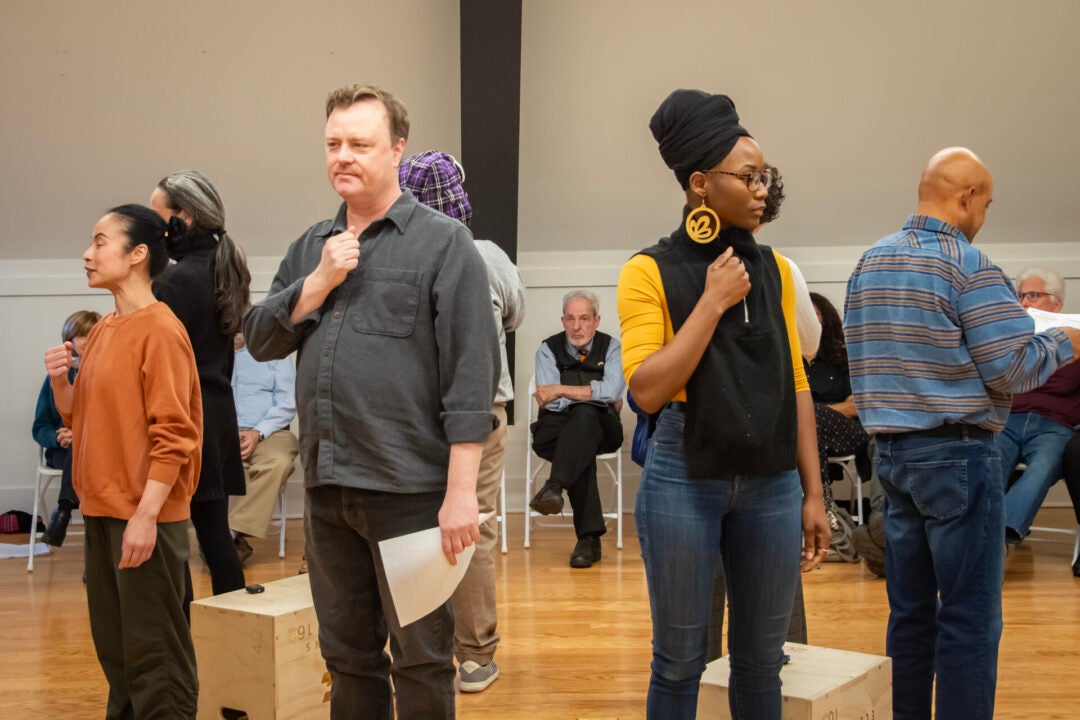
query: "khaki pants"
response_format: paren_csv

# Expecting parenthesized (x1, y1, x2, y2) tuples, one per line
(451, 403, 507, 665)
(228, 429, 299, 538)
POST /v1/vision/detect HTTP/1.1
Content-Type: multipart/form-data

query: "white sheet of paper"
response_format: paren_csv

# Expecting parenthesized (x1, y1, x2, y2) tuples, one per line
(0, 542, 49, 559)
(378, 512, 494, 627)
(1027, 307, 1080, 333)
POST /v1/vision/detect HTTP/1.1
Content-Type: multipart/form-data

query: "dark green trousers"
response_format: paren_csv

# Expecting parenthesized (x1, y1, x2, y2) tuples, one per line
(84, 516, 198, 719)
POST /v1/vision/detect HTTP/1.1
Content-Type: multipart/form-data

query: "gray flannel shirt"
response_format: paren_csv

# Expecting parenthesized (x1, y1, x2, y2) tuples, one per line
(244, 191, 499, 493)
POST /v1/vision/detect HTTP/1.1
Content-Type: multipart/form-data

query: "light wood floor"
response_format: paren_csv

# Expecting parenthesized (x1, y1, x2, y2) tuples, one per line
(3, 509, 1078, 719)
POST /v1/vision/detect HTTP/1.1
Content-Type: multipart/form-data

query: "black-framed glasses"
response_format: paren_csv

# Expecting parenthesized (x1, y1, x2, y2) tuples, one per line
(705, 167, 774, 192)
(1018, 291, 1058, 302)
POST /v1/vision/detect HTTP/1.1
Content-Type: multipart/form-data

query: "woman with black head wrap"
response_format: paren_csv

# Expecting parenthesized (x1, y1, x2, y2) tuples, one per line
(617, 90, 831, 719)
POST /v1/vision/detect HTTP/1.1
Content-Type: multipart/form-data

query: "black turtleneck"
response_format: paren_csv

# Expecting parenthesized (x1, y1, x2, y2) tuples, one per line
(153, 231, 245, 500)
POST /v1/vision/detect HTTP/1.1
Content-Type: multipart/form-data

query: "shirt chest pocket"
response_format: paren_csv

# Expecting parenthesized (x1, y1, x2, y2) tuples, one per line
(350, 268, 422, 338)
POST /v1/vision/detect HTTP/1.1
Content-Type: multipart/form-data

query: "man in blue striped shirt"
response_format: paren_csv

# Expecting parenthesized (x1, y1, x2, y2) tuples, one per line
(844, 147, 1080, 720)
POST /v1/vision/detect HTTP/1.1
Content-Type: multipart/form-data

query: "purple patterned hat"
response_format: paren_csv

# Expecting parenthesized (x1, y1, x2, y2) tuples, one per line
(398, 150, 473, 228)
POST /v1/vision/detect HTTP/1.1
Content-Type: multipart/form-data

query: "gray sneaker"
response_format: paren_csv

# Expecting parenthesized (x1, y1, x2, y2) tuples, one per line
(459, 660, 499, 693)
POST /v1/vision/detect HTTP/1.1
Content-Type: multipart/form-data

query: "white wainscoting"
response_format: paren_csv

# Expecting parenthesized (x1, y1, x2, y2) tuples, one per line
(3, 241, 1079, 523)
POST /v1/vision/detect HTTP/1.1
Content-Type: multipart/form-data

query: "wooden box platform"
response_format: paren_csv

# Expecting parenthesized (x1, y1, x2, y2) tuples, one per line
(698, 642, 892, 720)
(191, 574, 329, 720)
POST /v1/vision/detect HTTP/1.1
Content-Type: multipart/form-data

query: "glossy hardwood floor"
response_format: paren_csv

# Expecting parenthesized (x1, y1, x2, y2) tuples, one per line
(3, 508, 1078, 719)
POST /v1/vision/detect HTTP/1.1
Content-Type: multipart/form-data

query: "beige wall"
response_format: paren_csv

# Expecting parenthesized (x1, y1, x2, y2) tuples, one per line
(4, 1, 1080, 518)
(519, 0, 1080, 252)
(0, 0, 461, 260)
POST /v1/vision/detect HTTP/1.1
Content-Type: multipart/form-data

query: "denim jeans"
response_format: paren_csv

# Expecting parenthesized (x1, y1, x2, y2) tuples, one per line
(637, 406, 802, 720)
(875, 429, 1003, 720)
(994, 412, 1074, 537)
(305, 484, 455, 720)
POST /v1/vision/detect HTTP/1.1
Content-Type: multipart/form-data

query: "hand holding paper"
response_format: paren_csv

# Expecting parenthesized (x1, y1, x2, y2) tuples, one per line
(379, 512, 494, 627)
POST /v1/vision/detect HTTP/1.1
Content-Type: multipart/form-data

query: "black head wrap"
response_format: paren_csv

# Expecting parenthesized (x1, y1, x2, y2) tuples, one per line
(650, 89, 750, 189)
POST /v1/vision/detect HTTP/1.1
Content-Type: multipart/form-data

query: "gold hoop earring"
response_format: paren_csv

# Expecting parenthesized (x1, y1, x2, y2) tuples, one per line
(685, 196, 719, 244)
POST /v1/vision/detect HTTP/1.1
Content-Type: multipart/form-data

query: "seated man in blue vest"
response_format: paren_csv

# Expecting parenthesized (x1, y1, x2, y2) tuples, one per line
(529, 290, 625, 568)
(997, 266, 1080, 545)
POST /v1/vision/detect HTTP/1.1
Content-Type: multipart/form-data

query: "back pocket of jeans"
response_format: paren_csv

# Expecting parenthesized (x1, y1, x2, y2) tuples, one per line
(350, 267, 421, 337)
(905, 459, 968, 521)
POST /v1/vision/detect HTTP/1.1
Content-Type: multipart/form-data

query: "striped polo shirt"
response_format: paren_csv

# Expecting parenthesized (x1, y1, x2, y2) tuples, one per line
(844, 214, 1071, 434)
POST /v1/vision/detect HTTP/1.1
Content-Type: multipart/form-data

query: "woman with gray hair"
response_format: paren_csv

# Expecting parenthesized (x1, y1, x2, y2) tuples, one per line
(151, 169, 251, 607)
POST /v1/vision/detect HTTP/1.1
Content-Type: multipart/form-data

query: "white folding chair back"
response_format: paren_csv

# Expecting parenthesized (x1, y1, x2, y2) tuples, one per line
(276, 481, 288, 559)
(523, 375, 623, 549)
(827, 454, 865, 525)
(28, 447, 62, 572)
(498, 469, 508, 554)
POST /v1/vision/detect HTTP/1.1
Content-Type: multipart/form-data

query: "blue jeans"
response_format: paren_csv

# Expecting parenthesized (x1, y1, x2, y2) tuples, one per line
(875, 429, 1003, 720)
(637, 406, 802, 720)
(994, 412, 1074, 537)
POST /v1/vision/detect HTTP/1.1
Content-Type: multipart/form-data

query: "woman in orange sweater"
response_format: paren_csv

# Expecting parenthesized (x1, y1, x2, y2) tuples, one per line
(44, 204, 202, 717)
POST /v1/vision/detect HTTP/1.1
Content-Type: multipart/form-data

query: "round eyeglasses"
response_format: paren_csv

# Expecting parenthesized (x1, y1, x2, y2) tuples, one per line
(704, 167, 774, 192)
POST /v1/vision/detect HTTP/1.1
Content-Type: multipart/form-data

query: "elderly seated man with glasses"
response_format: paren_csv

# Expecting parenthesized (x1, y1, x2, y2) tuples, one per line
(995, 266, 1080, 545)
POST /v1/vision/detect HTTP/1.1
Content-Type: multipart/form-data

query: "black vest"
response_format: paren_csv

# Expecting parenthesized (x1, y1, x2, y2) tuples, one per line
(544, 331, 613, 387)
(638, 222, 797, 478)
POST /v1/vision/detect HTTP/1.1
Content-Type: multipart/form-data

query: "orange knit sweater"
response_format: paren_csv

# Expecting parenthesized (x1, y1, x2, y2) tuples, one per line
(62, 302, 203, 522)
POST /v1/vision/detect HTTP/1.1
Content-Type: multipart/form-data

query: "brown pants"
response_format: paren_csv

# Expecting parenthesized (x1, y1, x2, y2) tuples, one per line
(451, 404, 507, 665)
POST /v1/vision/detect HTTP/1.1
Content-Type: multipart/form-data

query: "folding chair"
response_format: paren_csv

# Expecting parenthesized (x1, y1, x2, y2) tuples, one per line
(827, 454, 866, 525)
(27, 447, 63, 572)
(522, 375, 623, 550)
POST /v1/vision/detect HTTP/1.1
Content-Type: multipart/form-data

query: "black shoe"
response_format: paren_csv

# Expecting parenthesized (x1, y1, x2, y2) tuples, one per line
(234, 534, 254, 564)
(1005, 527, 1023, 546)
(1073, 556, 1080, 578)
(865, 558, 886, 578)
(529, 480, 564, 516)
(570, 536, 601, 568)
(41, 507, 72, 547)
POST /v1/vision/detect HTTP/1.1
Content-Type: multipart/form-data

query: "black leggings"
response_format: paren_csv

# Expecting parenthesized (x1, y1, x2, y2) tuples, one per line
(183, 497, 246, 617)
(1056, 435, 1080, 525)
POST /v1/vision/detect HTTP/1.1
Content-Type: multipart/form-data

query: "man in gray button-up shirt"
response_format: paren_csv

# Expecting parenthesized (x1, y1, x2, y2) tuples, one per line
(244, 83, 498, 720)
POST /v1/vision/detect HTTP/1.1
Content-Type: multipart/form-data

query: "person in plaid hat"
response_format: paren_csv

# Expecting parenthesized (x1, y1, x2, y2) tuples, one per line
(400, 150, 526, 693)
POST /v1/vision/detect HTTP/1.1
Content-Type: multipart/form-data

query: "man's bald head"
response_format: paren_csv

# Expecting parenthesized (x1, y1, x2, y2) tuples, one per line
(916, 147, 994, 241)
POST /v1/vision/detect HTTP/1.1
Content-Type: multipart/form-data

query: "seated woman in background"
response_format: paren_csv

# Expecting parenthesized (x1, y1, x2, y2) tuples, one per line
(804, 292, 870, 531)
(44, 204, 202, 715)
(31, 309, 101, 546)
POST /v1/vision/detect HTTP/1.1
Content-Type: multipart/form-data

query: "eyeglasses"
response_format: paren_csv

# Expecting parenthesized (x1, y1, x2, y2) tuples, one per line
(704, 167, 774, 192)
(1018, 291, 1059, 302)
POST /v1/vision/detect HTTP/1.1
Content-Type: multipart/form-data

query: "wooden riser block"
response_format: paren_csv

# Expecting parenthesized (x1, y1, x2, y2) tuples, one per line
(191, 574, 330, 720)
(698, 642, 892, 720)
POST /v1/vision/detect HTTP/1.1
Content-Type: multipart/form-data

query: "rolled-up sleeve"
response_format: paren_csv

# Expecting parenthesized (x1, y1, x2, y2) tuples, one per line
(592, 337, 626, 404)
(434, 228, 499, 443)
(244, 249, 323, 362)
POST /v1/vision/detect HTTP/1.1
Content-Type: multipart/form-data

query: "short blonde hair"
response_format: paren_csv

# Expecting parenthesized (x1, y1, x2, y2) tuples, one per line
(325, 83, 410, 143)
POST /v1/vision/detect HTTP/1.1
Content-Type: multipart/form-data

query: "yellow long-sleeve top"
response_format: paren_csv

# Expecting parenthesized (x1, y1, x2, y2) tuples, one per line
(617, 250, 808, 400)
(61, 302, 203, 522)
